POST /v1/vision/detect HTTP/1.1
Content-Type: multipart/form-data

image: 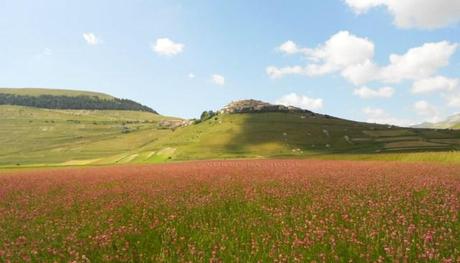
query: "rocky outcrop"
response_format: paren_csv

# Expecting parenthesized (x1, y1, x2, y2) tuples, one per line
(219, 99, 316, 115)
(158, 119, 193, 130)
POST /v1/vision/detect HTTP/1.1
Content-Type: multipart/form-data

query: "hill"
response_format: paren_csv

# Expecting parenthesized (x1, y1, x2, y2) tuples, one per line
(2, 98, 460, 167)
(0, 88, 156, 113)
(140, 100, 460, 161)
(0, 105, 178, 166)
(0, 88, 114, 99)
(413, 114, 460, 129)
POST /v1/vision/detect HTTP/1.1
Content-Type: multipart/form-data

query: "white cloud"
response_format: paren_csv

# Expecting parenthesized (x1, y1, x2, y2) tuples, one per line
(414, 100, 438, 116)
(152, 38, 184, 56)
(268, 31, 375, 79)
(276, 93, 323, 110)
(269, 31, 458, 88)
(412, 76, 459, 94)
(266, 65, 306, 79)
(212, 74, 225, 86)
(344, 0, 385, 13)
(362, 107, 414, 126)
(341, 60, 380, 85)
(446, 93, 460, 107)
(188, 73, 195, 79)
(278, 40, 311, 55)
(345, 0, 460, 29)
(83, 33, 101, 45)
(379, 41, 458, 83)
(353, 86, 394, 99)
(343, 41, 458, 84)
(307, 31, 375, 72)
(413, 100, 440, 122)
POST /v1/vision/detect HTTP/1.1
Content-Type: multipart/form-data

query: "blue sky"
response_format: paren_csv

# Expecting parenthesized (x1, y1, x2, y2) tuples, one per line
(1, 0, 460, 125)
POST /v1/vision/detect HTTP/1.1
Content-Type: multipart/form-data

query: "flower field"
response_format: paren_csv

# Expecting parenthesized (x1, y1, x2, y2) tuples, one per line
(0, 160, 459, 262)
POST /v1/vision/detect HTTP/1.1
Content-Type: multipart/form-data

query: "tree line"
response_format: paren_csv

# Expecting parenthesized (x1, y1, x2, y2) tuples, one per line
(0, 94, 157, 113)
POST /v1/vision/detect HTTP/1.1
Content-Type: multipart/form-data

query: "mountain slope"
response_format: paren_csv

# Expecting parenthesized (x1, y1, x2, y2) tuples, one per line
(138, 100, 460, 161)
(414, 114, 460, 129)
(0, 105, 178, 166)
(151, 113, 460, 160)
(2, 98, 460, 167)
(0, 88, 176, 166)
(0, 88, 114, 99)
(0, 88, 156, 113)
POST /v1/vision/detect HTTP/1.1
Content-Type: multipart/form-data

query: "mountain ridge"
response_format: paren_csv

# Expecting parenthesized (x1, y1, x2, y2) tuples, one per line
(0, 88, 114, 99)
(0, 88, 157, 113)
(413, 113, 460, 129)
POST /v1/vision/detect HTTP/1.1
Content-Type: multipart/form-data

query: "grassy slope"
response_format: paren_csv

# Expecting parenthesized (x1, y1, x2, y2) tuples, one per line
(141, 112, 460, 162)
(0, 88, 114, 100)
(0, 105, 177, 167)
(414, 114, 460, 130)
(2, 107, 460, 167)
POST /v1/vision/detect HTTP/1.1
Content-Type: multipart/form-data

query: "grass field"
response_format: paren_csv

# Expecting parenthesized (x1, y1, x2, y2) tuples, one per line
(1, 160, 459, 262)
(0, 105, 177, 166)
(2, 106, 460, 167)
(0, 88, 114, 99)
(141, 112, 460, 161)
(1, 91, 460, 262)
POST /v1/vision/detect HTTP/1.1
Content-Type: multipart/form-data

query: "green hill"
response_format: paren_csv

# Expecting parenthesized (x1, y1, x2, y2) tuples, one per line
(142, 110, 460, 161)
(0, 105, 178, 166)
(0, 88, 156, 113)
(413, 114, 460, 129)
(0, 88, 114, 99)
(2, 96, 460, 168)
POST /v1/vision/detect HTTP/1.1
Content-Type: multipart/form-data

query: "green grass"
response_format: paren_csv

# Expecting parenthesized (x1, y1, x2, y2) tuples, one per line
(0, 105, 177, 167)
(141, 112, 460, 161)
(2, 106, 460, 168)
(0, 87, 114, 99)
(1, 161, 458, 262)
(316, 151, 460, 164)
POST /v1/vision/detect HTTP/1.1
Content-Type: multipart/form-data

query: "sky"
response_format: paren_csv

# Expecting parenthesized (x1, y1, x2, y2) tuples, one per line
(1, 0, 460, 125)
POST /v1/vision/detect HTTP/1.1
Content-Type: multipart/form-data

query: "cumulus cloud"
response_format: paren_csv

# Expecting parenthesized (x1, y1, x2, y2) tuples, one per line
(211, 74, 225, 86)
(268, 31, 375, 80)
(379, 42, 458, 83)
(412, 76, 459, 94)
(414, 100, 438, 116)
(306, 31, 375, 73)
(266, 66, 306, 79)
(446, 93, 460, 107)
(345, 0, 460, 29)
(152, 38, 184, 56)
(188, 73, 195, 79)
(343, 41, 458, 84)
(353, 86, 394, 99)
(275, 93, 323, 110)
(278, 40, 311, 55)
(362, 107, 413, 127)
(413, 100, 441, 122)
(268, 31, 458, 88)
(83, 33, 101, 45)
(341, 60, 380, 85)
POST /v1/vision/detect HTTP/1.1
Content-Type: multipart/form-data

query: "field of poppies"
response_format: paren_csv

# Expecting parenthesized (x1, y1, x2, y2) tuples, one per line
(0, 160, 459, 262)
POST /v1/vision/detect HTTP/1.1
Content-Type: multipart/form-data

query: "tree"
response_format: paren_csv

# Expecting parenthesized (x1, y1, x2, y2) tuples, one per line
(200, 110, 217, 122)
